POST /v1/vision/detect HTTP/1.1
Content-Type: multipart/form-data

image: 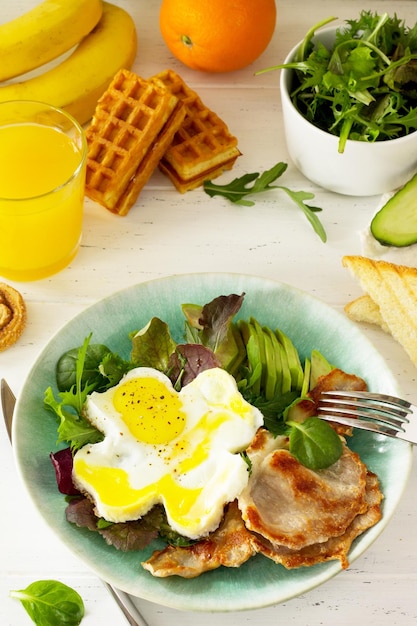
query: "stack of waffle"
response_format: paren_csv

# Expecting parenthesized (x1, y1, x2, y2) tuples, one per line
(85, 68, 186, 215)
(85, 68, 240, 214)
(151, 69, 241, 193)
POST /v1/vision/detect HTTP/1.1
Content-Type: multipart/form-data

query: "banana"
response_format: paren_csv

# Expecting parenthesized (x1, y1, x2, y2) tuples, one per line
(0, 3, 138, 125)
(0, 0, 103, 81)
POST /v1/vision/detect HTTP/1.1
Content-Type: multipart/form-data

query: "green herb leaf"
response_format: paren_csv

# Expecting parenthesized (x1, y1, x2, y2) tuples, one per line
(10, 580, 84, 626)
(276, 186, 327, 242)
(44, 335, 104, 451)
(203, 162, 327, 241)
(287, 416, 343, 469)
(131, 317, 177, 372)
(56, 343, 111, 392)
(258, 10, 417, 151)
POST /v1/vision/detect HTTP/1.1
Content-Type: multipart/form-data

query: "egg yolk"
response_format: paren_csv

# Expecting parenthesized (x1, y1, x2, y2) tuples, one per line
(74, 458, 203, 527)
(113, 377, 186, 444)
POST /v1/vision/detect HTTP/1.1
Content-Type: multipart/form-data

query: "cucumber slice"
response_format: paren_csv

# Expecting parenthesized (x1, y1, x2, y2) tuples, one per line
(371, 172, 417, 246)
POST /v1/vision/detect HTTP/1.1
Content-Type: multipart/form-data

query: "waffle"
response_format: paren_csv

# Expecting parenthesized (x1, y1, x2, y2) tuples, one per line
(151, 69, 241, 192)
(85, 69, 186, 215)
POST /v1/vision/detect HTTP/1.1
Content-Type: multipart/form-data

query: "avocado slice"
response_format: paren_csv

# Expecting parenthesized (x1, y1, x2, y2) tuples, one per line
(238, 319, 262, 395)
(274, 331, 292, 395)
(250, 318, 268, 390)
(262, 327, 278, 400)
(264, 327, 284, 395)
(301, 356, 311, 397)
(275, 328, 304, 390)
(309, 349, 334, 390)
(371, 172, 417, 246)
(227, 324, 247, 377)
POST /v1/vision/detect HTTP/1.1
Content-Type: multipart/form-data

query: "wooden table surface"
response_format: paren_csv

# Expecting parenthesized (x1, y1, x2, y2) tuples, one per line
(1, 1, 416, 624)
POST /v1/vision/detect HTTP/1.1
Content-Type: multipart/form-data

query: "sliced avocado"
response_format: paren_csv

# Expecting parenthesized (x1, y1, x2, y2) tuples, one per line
(226, 324, 247, 377)
(275, 328, 304, 391)
(274, 330, 292, 395)
(371, 172, 417, 246)
(250, 318, 268, 390)
(237, 318, 250, 345)
(265, 328, 287, 394)
(301, 357, 311, 397)
(238, 320, 262, 395)
(309, 349, 334, 390)
(262, 327, 278, 400)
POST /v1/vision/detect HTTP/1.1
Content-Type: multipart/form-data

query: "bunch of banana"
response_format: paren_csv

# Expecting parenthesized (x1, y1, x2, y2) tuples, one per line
(0, 1, 138, 125)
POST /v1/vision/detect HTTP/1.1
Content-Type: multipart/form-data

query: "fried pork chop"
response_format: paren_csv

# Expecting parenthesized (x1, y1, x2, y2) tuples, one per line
(237, 429, 368, 550)
(251, 469, 382, 569)
(142, 500, 257, 578)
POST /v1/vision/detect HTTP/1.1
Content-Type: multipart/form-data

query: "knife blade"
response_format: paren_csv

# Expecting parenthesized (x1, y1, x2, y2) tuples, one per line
(1, 378, 15, 442)
(0, 378, 149, 626)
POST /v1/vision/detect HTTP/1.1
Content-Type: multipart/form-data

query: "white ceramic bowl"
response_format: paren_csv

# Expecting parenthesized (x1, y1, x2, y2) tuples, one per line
(280, 26, 417, 196)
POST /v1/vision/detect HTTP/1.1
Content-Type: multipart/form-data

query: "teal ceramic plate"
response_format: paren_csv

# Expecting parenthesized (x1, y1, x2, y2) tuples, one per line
(13, 274, 413, 612)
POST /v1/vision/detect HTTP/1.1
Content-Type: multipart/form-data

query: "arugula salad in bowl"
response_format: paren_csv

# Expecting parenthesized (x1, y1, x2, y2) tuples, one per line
(268, 11, 417, 195)
(12, 274, 412, 611)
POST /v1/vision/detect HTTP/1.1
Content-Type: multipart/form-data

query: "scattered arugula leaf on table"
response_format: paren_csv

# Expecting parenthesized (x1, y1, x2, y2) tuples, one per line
(203, 162, 327, 242)
(10, 579, 84, 626)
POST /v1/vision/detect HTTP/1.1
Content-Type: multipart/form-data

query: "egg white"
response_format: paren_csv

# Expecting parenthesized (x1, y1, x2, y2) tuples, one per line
(72, 366, 263, 539)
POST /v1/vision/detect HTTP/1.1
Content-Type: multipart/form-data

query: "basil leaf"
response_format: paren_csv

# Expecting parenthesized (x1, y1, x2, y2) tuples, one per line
(287, 416, 343, 469)
(10, 580, 84, 626)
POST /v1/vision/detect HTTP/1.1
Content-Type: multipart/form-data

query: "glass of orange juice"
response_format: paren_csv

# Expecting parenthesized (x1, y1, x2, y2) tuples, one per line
(0, 100, 87, 281)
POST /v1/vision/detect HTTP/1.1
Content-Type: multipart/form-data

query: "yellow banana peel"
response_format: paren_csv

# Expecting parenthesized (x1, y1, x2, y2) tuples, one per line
(0, 2, 138, 125)
(0, 0, 104, 81)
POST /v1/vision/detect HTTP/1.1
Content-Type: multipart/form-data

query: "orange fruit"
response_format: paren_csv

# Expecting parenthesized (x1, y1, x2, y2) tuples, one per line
(159, 0, 277, 73)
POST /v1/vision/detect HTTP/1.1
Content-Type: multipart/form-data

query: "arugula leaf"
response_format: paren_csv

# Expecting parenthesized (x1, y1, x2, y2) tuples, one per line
(44, 335, 104, 451)
(203, 162, 327, 242)
(259, 11, 417, 152)
(44, 387, 103, 451)
(10, 580, 84, 626)
(99, 351, 133, 388)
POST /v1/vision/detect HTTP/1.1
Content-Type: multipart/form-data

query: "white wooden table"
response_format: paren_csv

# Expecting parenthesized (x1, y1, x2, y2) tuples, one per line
(1, 1, 416, 624)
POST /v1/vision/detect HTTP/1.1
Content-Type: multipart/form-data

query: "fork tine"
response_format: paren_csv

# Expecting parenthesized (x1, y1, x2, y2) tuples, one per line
(321, 390, 412, 413)
(317, 390, 416, 445)
(319, 400, 407, 429)
(317, 411, 402, 438)
(319, 391, 411, 428)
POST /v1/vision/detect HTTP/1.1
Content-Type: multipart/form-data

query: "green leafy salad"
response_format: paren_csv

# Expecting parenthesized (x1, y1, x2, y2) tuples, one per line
(44, 293, 357, 551)
(261, 11, 417, 153)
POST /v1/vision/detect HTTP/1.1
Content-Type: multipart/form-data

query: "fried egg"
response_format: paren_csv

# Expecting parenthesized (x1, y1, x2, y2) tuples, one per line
(72, 367, 263, 539)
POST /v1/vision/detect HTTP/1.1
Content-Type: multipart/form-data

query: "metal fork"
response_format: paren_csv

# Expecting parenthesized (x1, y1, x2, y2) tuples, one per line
(317, 390, 417, 444)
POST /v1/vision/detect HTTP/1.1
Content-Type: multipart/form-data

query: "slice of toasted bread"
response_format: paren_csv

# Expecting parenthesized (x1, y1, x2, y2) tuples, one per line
(344, 295, 389, 333)
(342, 255, 417, 367)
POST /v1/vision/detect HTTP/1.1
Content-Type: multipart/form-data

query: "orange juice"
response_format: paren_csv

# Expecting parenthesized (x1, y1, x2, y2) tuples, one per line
(0, 102, 86, 281)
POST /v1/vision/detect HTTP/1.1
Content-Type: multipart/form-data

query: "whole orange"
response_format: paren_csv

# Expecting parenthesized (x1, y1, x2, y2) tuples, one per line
(159, 0, 277, 73)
